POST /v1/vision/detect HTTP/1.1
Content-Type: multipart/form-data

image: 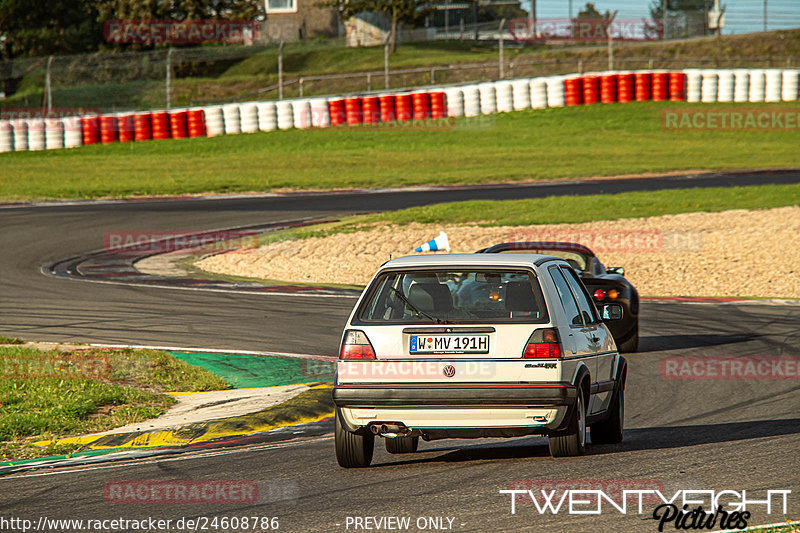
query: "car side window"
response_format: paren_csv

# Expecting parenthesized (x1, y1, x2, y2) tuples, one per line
(549, 267, 583, 326)
(561, 266, 599, 324)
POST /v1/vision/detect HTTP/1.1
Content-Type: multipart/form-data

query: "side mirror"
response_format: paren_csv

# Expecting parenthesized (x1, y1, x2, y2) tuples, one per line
(601, 304, 623, 320)
(607, 267, 625, 276)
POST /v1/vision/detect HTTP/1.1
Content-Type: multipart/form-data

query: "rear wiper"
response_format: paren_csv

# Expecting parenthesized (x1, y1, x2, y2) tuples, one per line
(391, 287, 442, 323)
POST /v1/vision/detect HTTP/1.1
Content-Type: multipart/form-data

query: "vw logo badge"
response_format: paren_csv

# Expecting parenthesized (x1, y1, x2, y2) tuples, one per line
(442, 365, 456, 378)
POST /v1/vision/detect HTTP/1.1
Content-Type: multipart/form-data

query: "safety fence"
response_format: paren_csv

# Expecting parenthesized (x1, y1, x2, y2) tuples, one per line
(1, 67, 799, 153)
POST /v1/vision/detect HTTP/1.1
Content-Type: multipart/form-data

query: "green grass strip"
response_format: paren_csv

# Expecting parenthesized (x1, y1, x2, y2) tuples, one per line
(0, 346, 231, 461)
(2, 102, 800, 200)
(350, 183, 800, 228)
(268, 184, 800, 246)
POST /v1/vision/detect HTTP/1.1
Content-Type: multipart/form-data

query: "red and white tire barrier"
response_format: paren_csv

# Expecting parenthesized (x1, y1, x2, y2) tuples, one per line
(257, 102, 277, 132)
(4, 68, 799, 153)
(239, 102, 259, 133)
(0, 120, 14, 153)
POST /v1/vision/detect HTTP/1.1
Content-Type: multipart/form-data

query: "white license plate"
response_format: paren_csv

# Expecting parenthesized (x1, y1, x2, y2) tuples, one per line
(410, 334, 489, 354)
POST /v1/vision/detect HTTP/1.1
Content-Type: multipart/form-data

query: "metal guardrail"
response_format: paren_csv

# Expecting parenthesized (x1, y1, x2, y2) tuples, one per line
(9, 37, 799, 110)
(190, 55, 800, 104)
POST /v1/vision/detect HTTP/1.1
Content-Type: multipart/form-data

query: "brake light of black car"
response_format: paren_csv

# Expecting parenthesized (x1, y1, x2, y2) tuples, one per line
(340, 330, 376, 360)
(607, 289, 619, 299)
(523, 328, 563, 358)
(593, 289, 606, 300)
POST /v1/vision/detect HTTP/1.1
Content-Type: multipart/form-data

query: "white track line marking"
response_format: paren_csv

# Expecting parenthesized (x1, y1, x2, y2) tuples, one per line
(46, 275, 361, 298)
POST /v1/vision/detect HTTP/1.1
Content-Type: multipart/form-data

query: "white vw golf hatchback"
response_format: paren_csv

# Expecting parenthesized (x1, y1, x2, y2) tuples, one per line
(333, 254, 627, 467)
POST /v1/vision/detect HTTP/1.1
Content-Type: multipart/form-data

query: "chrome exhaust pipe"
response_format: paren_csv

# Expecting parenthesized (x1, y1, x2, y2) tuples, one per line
(369, 423, 408, 435)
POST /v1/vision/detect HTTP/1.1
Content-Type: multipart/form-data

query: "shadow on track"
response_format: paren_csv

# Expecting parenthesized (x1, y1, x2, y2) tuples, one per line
(639, 333, 762, 353)
(617, 418, 800, 452)
(373, 418, 800, 467)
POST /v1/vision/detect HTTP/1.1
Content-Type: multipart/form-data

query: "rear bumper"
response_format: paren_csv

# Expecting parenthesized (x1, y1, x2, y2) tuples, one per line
(332, 382, 578, 408)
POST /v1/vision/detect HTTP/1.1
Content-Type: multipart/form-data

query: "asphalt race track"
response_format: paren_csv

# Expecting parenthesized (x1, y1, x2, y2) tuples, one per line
(1, 172, 799, 532)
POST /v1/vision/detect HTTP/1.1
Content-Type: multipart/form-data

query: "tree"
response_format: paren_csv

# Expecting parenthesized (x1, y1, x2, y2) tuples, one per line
(649, 0, 714, 39)
(95, 0, 262, 22)
(576, 2, 612, 21)
(479, 2, 527, 22)
(0, 0, 101, 60)
(317, 0, 429, 53)
(0, 0, 264, 60)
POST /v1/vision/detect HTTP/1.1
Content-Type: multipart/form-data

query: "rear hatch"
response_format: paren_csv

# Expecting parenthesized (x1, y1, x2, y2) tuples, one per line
(339, 266, 554, 384)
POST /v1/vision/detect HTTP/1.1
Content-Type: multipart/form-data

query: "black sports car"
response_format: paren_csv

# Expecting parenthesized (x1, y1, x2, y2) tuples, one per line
(477, 241, 639, 352)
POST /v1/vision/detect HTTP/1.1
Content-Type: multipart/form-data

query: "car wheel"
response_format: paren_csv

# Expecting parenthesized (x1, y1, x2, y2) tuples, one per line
(385, 435, 419, 454)
(548, 389, 587, 457)
(618, 324, 639, 353)
(590, 386, 624, 444)
(335, 409, 374, 468)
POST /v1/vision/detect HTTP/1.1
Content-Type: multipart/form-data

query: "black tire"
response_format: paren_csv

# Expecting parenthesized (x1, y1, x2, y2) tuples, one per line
(618, 324, 639, 353)
(548, 389, 587, 457)
(335, 409, 374, 468)
(385, 435, 419, 454)
(590, 386, 624, 444)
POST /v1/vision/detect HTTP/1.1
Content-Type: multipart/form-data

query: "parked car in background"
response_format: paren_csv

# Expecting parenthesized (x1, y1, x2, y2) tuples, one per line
(478, 242, 639, 352)
(333, 254, 627, 468)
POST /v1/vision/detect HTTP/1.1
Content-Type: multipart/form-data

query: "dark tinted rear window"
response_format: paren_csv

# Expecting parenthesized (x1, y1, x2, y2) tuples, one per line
(354, 269, 549, 325)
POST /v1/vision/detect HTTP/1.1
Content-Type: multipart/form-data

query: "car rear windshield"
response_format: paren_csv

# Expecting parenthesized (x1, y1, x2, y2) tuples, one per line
(355, 269, 549, 324)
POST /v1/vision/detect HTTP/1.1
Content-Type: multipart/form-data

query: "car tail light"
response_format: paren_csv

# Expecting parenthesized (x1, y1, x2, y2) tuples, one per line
(340, 330, 376, 360)
(523, 328, 563, 358)
(593, 289, 606, 300)
(608, 289, 619, 299)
